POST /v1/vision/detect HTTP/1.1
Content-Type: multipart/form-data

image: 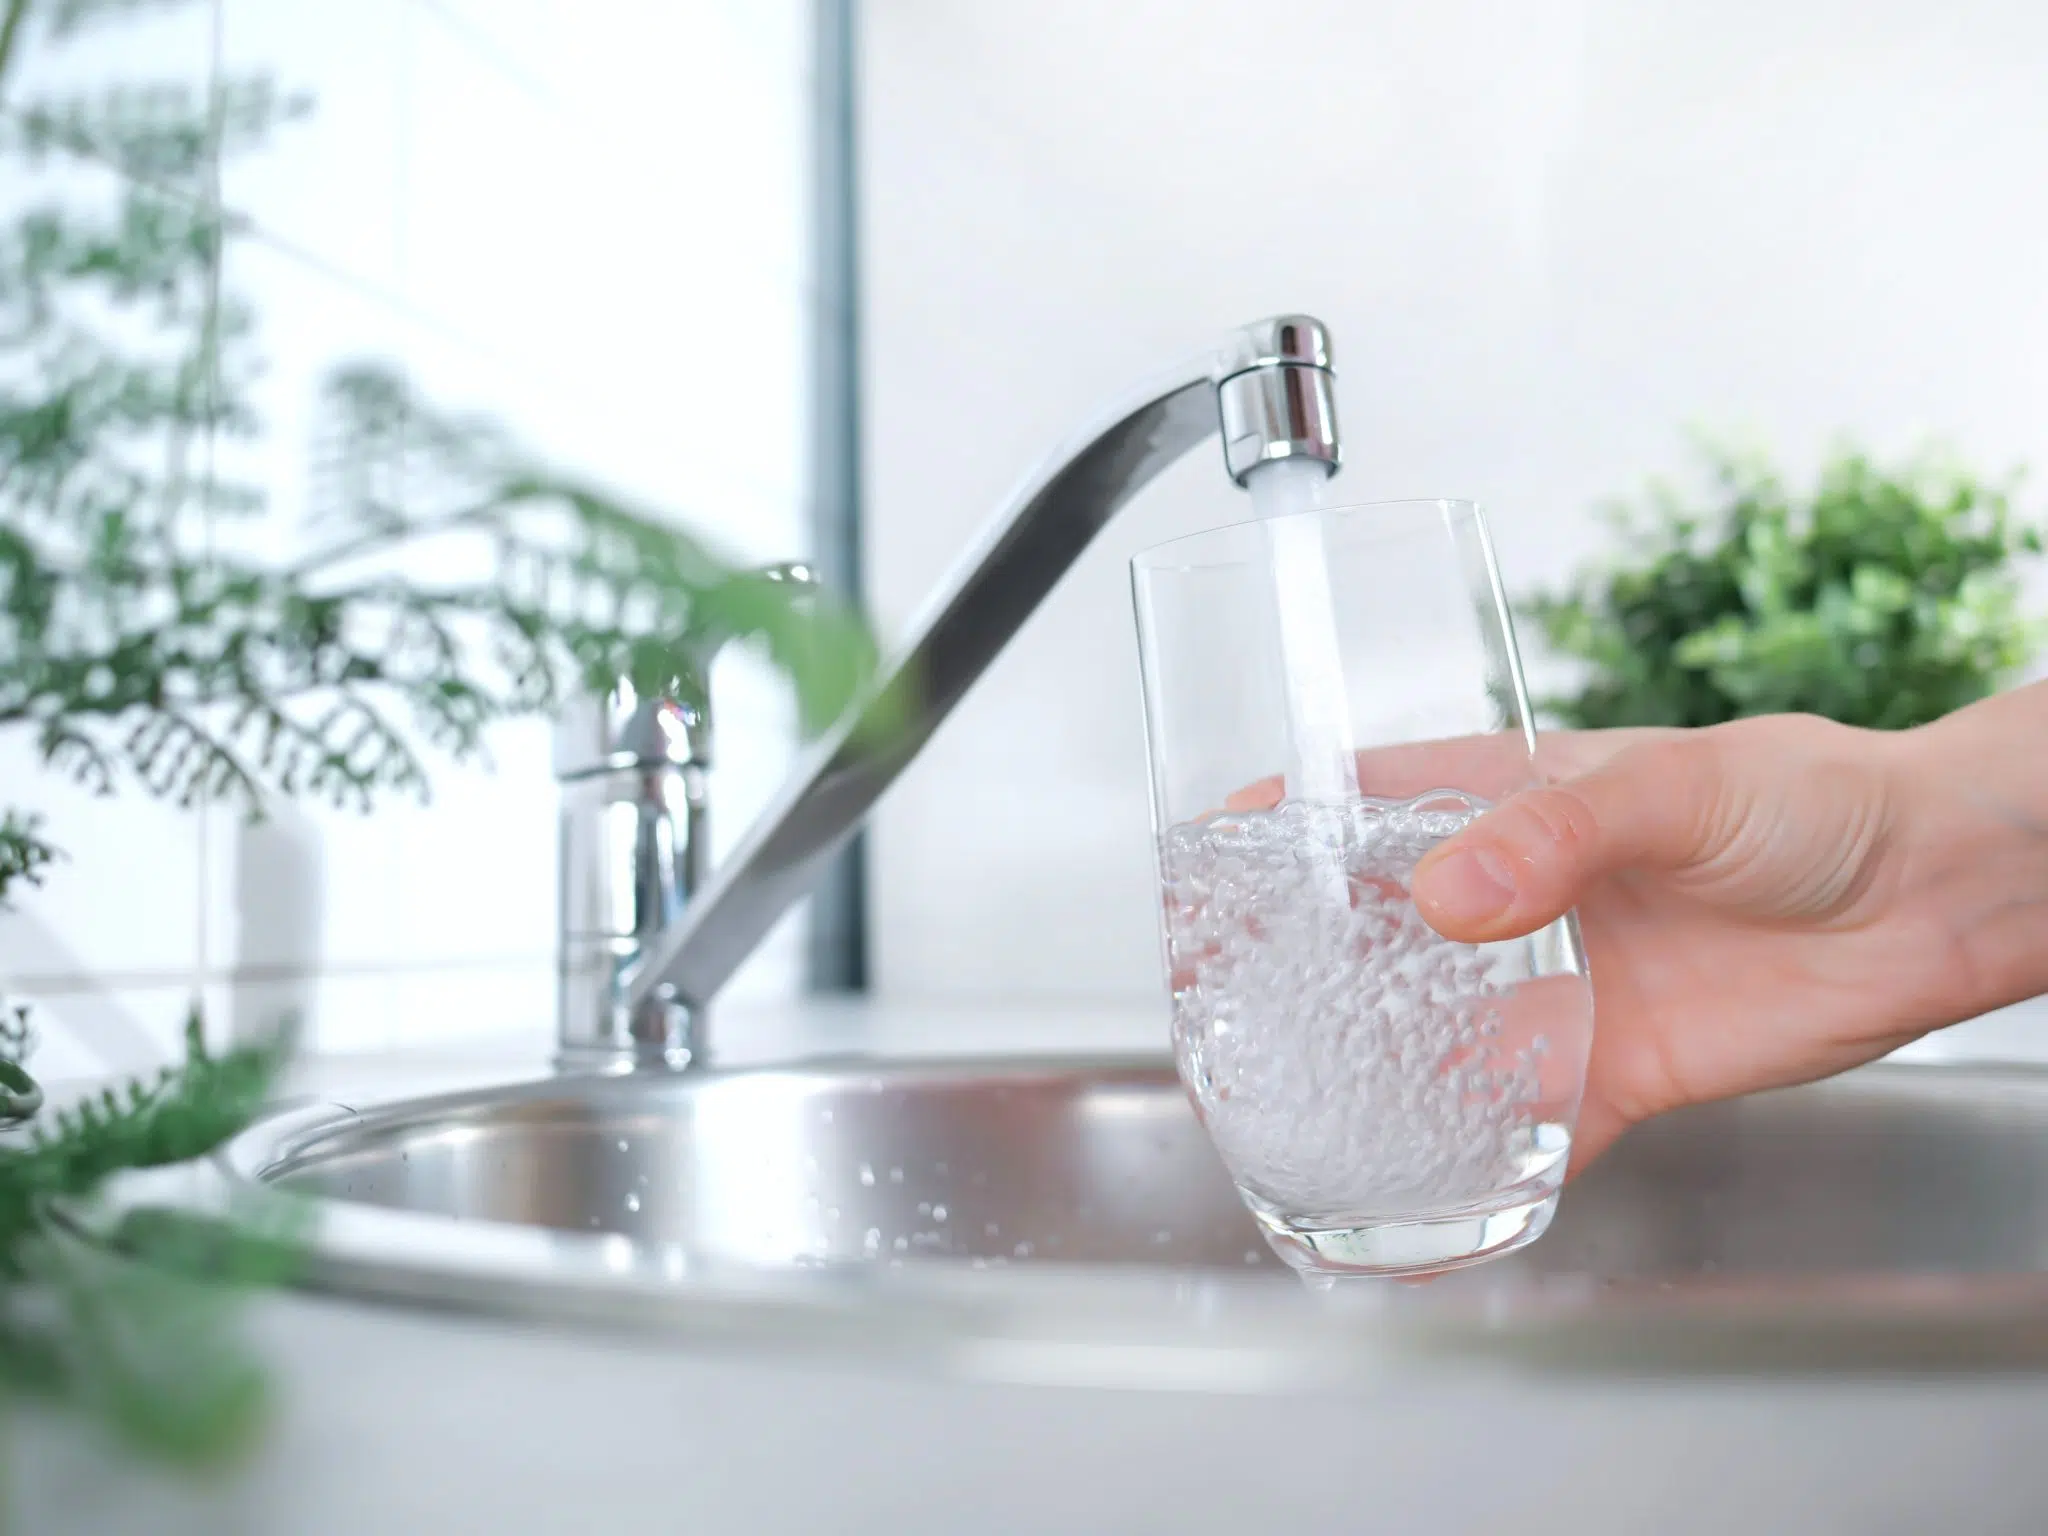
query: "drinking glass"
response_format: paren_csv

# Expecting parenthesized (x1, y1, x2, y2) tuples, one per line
(1130, 498, 1593, 1281)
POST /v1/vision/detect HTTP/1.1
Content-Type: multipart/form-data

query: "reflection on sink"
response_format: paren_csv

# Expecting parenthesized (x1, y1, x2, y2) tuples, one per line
(251, 1055, 2048, 1283)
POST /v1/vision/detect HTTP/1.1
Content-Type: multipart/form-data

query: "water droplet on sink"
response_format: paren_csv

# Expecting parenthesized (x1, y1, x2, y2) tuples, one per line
(892, 1235, 908, 1253)
(858, 1162, 875, 1187)
(916, 1200, 932, 1217)
(984, 1221, 1000, 1238)
(616, 1139, 629, 1153)
(931, 1203, 948, 1223)
(1244, 1249, 1263, 1265)
(624, 1192, 642, 1213)
(887, 1166, 904, 1185)
(862, 1228, 882, 1257)
(1012, 1241, 1034, 1259)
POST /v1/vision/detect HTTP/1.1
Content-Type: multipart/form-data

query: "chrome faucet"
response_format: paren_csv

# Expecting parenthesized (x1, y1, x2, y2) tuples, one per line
(556, 315, 1342, 1072)
(554, 563, 817, 1071)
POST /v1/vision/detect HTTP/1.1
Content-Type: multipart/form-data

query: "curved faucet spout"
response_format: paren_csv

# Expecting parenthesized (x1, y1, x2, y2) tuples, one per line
(617, 315, 1343, 1056)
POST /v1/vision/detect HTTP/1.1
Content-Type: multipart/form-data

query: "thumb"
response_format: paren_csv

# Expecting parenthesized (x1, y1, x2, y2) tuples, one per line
(1411, 737, 1729, 943)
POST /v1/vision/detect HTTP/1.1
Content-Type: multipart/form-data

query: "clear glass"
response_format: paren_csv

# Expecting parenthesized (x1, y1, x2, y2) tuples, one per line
(1130, 497, 1593, 1282)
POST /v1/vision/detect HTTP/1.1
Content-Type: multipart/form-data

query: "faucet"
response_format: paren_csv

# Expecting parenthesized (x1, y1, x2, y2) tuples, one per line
(554, 562, 819, 1070)
(556, 315, 1342, 1072)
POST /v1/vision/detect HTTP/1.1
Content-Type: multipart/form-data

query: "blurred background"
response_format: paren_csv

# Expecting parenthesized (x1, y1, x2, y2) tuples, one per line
(7, 0, 2048, 1078)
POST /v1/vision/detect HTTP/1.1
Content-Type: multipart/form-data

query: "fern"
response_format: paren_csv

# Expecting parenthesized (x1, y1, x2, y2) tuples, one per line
(0, 1013, 299, 1468)
(0, 0, 896, 1481)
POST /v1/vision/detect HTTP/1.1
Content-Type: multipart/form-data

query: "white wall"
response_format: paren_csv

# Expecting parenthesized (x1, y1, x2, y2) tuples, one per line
(859, 0, 2048, 1002)
(0, 1, 817, 1077)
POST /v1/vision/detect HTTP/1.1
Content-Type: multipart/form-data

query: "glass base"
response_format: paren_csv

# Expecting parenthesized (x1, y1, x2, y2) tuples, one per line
(1254, 1189, 1559, 1283)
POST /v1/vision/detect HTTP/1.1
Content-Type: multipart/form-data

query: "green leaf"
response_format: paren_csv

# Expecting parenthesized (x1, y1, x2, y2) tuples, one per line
(1519, 441, 2043, 730)
(0, 810, 58, 908)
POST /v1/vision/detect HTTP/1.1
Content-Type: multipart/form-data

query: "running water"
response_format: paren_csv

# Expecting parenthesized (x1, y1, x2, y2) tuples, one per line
(1160, 791, 1591, 1219)
(1246, 459, 1358, 804)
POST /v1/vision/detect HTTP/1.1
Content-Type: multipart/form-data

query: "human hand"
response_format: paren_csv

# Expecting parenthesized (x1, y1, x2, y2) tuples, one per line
(1408, 689, 2048, 1173)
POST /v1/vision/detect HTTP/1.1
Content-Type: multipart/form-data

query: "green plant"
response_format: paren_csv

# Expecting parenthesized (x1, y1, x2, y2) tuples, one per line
(0, 0, 889, 1484)
(1522, 440, 2044, 731)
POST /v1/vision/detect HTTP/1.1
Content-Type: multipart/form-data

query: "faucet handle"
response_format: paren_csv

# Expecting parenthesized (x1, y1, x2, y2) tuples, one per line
(680, 560, 820, 665)
(554, 561, 821, 779)
(554, 557, 824, 1074)
(674, 560, 821, 764)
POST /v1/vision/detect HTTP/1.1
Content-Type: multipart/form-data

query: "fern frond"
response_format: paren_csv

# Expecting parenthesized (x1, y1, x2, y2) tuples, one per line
(0, 809, 58, 908)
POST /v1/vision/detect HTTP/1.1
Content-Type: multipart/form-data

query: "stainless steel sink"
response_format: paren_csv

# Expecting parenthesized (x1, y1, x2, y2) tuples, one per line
(194, 1054, 2048, 1384)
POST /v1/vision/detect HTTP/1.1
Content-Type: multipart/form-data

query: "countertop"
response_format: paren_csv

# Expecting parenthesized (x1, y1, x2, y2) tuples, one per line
(17, 992, 2048, 1536)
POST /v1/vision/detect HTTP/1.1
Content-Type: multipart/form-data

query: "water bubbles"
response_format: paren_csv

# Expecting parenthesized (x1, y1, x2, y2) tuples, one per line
(887, 1167, 904, 1185)
(862, 1227, 882, 1257)
(1161, 794, 1589, 1215)
(892, 1235, 909, 1253)
(931, 1203, 948, 1223)
(616, 1139, 629, 1153)
(1012, 1240, 1035, 1259)
(624, 1191, 642, 1214)
(858, 1162, 876, 1188)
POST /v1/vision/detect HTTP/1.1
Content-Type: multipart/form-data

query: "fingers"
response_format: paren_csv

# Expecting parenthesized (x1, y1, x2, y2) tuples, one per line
(1412, 737, 1728, 943)
(1219, 726, 1678, 818)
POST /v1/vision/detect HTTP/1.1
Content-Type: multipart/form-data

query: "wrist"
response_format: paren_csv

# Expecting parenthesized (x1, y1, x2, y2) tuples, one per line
(1885, 684, 2048, 1023)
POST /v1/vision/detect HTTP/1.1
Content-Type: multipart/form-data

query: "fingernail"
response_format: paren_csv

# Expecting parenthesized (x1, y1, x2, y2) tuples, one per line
(1419, 847, 1517, 925)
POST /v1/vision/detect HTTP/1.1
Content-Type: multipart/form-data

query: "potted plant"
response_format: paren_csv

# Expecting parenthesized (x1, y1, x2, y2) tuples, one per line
(1521, 441, 2043, 731)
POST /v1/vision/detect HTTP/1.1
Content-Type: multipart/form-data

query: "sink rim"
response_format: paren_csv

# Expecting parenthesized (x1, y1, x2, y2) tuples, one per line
(99, 1051, 2048, 1388)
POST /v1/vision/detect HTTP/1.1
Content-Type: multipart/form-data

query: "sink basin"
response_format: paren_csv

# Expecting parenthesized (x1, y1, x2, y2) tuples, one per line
(194, 1054, 2048, 1384)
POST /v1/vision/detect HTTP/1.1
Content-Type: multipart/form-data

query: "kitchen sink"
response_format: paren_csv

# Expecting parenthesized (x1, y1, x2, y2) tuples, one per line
(190, 1054, 2048, 1384)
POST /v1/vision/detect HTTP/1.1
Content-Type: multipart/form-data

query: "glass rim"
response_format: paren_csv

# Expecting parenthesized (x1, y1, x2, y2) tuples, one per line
(1130, 495, 1486, 574)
